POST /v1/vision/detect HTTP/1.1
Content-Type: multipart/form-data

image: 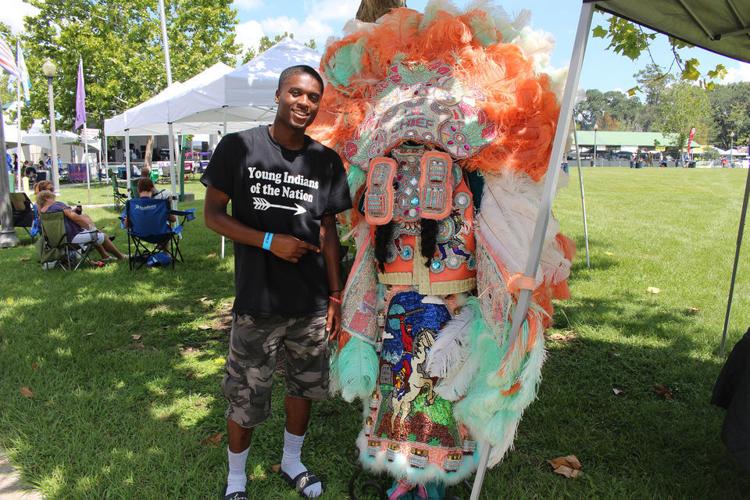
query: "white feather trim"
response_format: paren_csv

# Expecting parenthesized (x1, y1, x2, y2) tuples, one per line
(477, 171, 571, 285)
(426, 306, 474, 379)
(434, 353, 480, 402)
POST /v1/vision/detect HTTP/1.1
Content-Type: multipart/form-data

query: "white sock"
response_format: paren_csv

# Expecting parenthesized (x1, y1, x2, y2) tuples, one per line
(225, 446, 249, 496)
(281, 429, 322, 498)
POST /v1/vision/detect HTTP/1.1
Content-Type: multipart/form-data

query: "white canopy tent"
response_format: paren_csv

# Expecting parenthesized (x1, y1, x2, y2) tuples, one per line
(104, 62, 234, 199)
(173, 38, 321, 126)
(470, 1, 750, 498)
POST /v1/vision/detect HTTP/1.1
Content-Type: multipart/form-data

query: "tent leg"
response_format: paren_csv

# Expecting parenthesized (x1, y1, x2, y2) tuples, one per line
(572, 118, 591, 269)
(83, 124, 91, 203)
(720, 150, 750, 356)
(125, 129, 131, 199)
(469, 3, 595, 499)
(168, 122, 178, 208)
(103, 132, 109, 183)
(221, 107, 228, 259)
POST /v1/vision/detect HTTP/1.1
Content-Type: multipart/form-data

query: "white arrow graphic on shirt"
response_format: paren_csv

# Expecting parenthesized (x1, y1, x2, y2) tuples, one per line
(253, 197, 307, 215)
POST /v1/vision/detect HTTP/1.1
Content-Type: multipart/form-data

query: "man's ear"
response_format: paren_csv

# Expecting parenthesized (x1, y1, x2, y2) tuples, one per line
(275, 89, 280, 103)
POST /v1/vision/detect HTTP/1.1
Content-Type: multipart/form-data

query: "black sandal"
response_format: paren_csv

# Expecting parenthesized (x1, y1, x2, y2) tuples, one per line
(279, 470, 324, 498)
(220, 483, 248, 500)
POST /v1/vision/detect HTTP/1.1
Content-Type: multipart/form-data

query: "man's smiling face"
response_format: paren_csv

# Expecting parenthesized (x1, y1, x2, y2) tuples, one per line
(275, 72, 322, 131)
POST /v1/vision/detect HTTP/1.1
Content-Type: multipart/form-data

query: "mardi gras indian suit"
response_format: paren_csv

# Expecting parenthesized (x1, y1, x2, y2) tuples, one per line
(310, 1, 575, 488)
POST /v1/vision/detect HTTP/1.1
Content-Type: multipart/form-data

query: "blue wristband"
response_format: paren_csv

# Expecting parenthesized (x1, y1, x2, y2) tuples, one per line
(262, 232, 274, 250)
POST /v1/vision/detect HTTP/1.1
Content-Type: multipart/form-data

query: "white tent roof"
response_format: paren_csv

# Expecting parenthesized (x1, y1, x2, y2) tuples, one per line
(104, 62, 233, 136)
(174, 38, 321, 126)
(103, 40, 321, 137)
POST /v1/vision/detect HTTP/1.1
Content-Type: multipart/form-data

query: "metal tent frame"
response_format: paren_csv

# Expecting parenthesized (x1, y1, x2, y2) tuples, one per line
(470, 1, 750, 497)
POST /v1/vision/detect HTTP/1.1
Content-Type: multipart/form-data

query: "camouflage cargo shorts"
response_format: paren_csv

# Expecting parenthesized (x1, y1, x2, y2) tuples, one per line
(222, 313, 329, 428)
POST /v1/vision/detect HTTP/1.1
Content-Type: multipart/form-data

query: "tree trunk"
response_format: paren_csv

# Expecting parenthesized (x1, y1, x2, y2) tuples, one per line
(356, 0, 406, 22)
(144, 135, 154, 168)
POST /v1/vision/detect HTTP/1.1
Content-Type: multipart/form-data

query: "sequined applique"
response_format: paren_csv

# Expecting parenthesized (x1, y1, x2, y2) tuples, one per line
(419, 151, 453, 220)
(365, 157, 397, 225)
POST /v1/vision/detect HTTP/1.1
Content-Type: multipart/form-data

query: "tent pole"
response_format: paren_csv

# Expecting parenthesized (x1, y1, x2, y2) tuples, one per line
(221, 106, 228, 259)
(125, 129, 131, 199)
(572, 118, 591, 269)
(83, 124, 91, 203)
(16, 77, 23, 192)
(168, 122, 178, 208)
(103, 132, 109, 183)
(720, 141, 750, 356)
(469, 3, 595, 499)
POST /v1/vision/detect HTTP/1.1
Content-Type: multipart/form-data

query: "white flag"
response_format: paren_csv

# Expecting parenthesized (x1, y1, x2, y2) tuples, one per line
(16, 41, 30, 102)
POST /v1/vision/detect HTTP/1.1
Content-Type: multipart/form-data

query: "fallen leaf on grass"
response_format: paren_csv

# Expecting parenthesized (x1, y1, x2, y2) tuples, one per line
(270, 464, 281, 473)
(604, 251, 614, 256)
(206, 252, 217, 259)
(547, 331, 577, 343)
(553, 465, 582, 479)
(612, 388, 624, 396)
(654, 384, 674, 400)
(685, 307, 700, 315)
(131, 334, 143, 341)
(180, 346, 200, 355)
(31, 362, 39, 370)
(84, 332, 95, 337)
(20, 386, 34, 398)
(647, 287, 661, 294)
(200, 432, 223, 446)
(197, 324, 212, 331)
(548, 455, 582, 479)
(19, 257, 30, 262)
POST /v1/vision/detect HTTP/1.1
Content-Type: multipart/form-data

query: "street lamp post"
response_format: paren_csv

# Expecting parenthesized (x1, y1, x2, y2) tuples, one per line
(42, 59, 60, 194)
(592, 123, 598, 167)
(729, 131, 735, 168)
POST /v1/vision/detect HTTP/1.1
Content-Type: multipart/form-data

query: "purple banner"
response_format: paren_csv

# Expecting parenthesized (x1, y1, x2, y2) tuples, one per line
(68, 163, 87, 183)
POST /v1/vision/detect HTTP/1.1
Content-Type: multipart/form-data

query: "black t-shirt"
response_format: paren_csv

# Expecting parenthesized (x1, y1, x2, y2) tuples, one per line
(201, 125, 352, 316)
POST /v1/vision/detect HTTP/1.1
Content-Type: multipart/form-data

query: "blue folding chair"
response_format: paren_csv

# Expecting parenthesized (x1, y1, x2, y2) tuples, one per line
(121, 198, 195, 270)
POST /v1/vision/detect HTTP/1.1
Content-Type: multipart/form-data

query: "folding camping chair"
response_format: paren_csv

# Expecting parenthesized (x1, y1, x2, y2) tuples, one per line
(38, 211, 96, 270)
(10, 192, 38, 241)
(122, 197, 195, 270)
(112, 178, 128, 211)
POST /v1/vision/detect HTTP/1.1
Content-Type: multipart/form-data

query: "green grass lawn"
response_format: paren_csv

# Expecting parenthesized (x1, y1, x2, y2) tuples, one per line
(1, 169, 749, 498)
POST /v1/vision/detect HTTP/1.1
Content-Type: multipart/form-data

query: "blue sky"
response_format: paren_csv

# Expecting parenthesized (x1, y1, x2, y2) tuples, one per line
(4, 0, 749, 91)
(231, 0, 750, 91)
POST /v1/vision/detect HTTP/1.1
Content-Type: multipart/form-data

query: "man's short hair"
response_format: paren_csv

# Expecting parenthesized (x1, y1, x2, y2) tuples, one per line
(278, 65, 324, 93)
(137, 177, 155, 194)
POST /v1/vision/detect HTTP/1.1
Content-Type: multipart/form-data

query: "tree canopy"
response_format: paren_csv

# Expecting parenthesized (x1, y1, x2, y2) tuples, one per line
(21, 0, 240, 131)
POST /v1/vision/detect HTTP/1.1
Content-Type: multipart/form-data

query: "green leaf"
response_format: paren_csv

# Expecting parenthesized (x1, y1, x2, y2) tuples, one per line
(681, 58, 701, 81)
(592, 25, 608, 38)
(707, 64, 727, 80)
(627, 86, 640, 97)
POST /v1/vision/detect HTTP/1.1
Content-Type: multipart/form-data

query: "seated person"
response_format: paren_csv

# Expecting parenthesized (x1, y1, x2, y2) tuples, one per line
(36, 190, 126, 261)
(124, 177, 176, 222)
(136, 177, 173, 220)
(34, 179, 52, 195)
(123, 178, 176, 251)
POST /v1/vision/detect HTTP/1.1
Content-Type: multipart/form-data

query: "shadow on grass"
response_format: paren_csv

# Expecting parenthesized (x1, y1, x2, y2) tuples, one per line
(1, 211, 748, 497)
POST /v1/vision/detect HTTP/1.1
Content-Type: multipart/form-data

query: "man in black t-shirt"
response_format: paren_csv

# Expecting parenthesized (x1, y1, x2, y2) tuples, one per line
(202, 65, 351, 500)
